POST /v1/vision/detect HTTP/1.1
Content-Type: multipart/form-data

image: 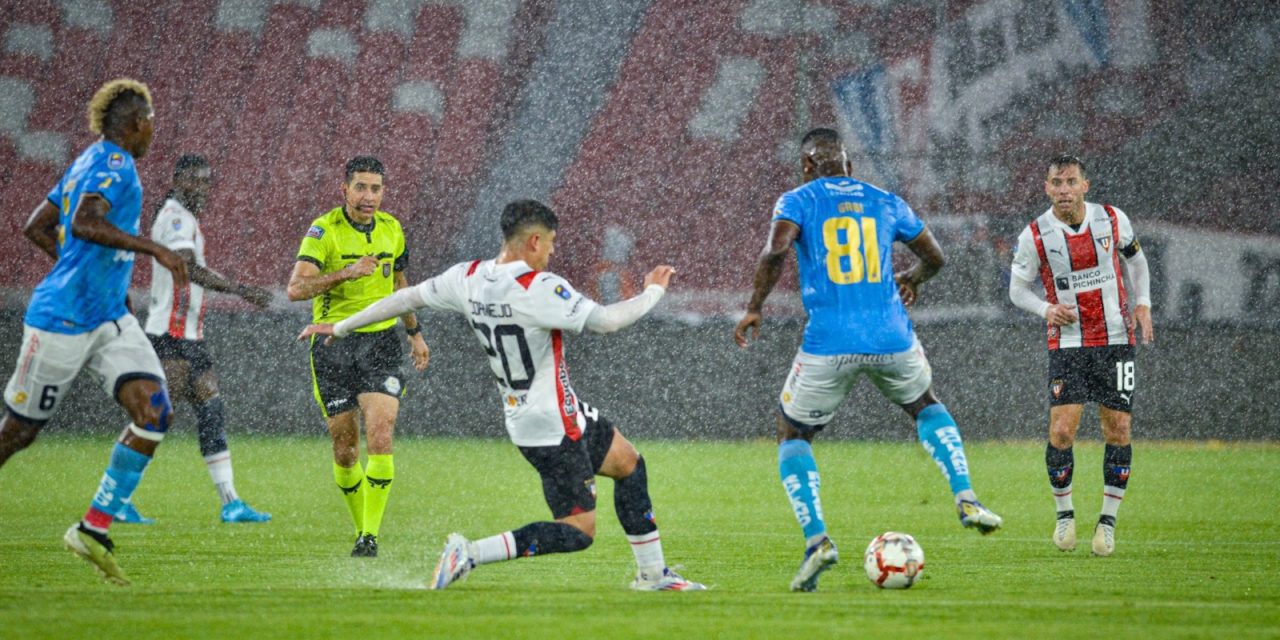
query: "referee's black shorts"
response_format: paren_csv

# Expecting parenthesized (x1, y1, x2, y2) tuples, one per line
(309, 328, 404, 417)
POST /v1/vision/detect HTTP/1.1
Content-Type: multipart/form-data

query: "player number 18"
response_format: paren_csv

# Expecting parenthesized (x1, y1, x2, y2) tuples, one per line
(1115, 361, 1135, 391)
(822, 216, 880, 284)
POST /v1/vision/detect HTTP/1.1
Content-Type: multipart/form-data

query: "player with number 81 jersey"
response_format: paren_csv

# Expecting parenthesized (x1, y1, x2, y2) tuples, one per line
(773, 176, 924, 355)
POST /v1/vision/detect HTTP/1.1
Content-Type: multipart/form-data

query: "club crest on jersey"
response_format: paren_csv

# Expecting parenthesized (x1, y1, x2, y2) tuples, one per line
(586, 479, 597, 500)
(12, 391, 27, 405)
(554, 284, 571, 300)
(1051, 378, 1064, 399)
(1098, 236, 1111, 252)
(384, 376, 401, 395)
(171, 218, 183, 231)
(107, 152, 125, 169)
(306, 225, 325, 239)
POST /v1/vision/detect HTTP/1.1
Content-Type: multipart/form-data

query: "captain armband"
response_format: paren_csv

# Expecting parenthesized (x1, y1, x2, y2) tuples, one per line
(1121, 239, 1141, 259)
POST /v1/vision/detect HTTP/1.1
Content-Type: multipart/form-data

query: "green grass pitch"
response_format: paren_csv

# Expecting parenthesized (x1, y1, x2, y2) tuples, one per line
(1, 435, 1277, 639)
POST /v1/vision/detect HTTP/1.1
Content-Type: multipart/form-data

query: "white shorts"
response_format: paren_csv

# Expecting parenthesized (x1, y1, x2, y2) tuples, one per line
(3, 315, 165, 423)
(779, 337, 933, 429)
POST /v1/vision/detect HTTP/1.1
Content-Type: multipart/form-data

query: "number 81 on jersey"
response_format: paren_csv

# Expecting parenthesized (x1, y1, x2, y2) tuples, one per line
(823, 216, 881, 284)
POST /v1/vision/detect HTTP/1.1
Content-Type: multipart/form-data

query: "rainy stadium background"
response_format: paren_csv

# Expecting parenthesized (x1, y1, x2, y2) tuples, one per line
(0, 0, 1276, 440)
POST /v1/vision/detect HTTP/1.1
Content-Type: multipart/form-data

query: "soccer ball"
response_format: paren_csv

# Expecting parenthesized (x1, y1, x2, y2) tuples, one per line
(863, 532, 925, 589)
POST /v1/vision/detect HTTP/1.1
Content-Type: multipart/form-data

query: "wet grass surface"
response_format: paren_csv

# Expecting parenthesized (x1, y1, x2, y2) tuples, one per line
(1, 435, 1277, 639)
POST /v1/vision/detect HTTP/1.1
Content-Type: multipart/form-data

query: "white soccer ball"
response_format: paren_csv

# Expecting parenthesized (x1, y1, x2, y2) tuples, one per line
(863, 531, 925, 589)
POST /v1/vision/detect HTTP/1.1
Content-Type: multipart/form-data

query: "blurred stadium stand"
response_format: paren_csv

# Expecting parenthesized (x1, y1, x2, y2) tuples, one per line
(0, 0, 541, 291)
(0, 0, 1276, 308)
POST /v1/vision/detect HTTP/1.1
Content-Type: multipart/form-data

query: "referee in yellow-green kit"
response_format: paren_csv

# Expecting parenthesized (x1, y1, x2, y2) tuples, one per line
(286, 156, 430, 557)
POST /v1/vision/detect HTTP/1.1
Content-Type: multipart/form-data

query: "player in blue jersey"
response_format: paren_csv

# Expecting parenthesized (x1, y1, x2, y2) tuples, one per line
(734, 127, 1002, 592)
(0, 78, 187, 586)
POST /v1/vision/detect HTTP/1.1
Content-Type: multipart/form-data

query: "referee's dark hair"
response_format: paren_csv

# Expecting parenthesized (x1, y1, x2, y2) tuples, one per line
(344, 156, 385, 183)
(500, 200, 559, 241)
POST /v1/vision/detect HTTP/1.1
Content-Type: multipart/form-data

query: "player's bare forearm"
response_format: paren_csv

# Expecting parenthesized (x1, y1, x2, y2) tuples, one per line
(903, 228, 945, 287)
(747, 220, 799, 313)
(746, 251, 786, 313)
(70, 198, 168, 258)
(183, 252, 240, 294)
(23, 200, 60, 261)
(188, 262, 271, 306)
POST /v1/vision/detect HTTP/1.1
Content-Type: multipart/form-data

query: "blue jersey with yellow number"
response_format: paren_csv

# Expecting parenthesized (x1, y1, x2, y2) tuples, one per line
(772, 176, 925, 355)
(25, 140, 143, 334)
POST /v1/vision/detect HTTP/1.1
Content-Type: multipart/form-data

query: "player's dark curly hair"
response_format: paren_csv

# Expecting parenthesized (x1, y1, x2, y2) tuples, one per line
(344, 156, 385, 182)
(801, 127, 840, 149)
(501, 200, 558, 241)
(173, 153, 208, 178)
(1049, 154, 1086, 178)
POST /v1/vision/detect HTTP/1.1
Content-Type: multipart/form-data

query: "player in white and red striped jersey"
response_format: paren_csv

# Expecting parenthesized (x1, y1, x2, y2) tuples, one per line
(1009, 155, 1154, 557)
(138, 154, 274, 524)
(298, 200, 705, 591)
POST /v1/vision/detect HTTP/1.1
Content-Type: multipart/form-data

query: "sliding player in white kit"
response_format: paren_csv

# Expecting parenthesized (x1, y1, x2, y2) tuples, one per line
(129, 154, 273, 524)
(298, 200, 705, 591)
(1009, 155, 1153, 557)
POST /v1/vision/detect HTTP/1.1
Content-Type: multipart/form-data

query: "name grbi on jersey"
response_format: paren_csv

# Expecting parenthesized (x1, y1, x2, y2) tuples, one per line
(413, 259, 600, 447)
(145, 198, 207, 340)
(1011, 202, 1142, 350)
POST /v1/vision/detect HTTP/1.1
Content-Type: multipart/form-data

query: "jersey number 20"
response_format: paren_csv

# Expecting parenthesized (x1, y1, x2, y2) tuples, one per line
(472, 321, 535, 390)
(822, 216, 880, 284)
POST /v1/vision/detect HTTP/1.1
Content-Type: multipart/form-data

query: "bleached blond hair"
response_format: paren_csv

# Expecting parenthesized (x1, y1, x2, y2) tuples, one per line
(87, 78, 152, 135)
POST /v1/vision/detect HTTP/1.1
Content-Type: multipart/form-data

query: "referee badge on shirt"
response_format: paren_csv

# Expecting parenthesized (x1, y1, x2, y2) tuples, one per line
(382, 263, 391, 278)
(306, 225, 325, 239)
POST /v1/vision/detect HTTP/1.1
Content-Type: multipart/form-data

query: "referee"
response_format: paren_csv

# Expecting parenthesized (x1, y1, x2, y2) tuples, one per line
(286, 156, 430, 557)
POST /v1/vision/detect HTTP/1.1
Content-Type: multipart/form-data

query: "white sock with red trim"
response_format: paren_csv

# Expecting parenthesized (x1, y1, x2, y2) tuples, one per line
(627, 531, 665, 576)
(470, 531, 516, 565)
(1101, 486, 1125, 519)
(204, 452, 237, 505)
(1053, 484, 1074, 513)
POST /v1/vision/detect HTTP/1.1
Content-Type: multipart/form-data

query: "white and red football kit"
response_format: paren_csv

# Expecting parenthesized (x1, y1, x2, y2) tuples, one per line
(145, 198, 207, 340)
(416, 259, 598, 446)
(1010, 202, 1150, 350)
(331, 258, 666, 447)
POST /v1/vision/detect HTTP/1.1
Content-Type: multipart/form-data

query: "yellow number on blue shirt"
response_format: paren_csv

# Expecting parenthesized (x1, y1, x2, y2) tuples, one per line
(822, 216, 880, 284)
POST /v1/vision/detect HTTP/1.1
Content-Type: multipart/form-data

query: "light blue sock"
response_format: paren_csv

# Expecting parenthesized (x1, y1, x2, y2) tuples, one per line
(778, 439, 826, 542)
(916, 404, 973, 496)
(89, 443, 152, 519)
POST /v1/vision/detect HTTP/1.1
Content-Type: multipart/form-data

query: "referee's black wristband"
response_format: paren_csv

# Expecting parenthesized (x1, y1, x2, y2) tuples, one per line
(405, 325, 422, 337)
